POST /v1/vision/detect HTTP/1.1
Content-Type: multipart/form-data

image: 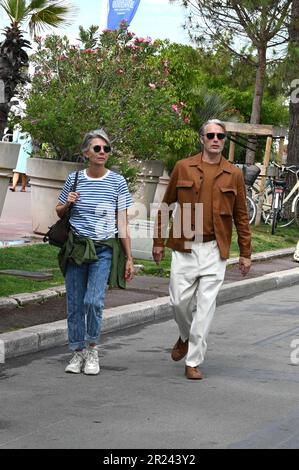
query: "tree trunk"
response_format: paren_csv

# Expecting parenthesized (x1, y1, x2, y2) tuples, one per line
(0, 57, 10, 140)
(245, 47, 267, 164)
(288, 101, 299, 166)
(0, 103, 9, 140)
(287, 0, 299, 168)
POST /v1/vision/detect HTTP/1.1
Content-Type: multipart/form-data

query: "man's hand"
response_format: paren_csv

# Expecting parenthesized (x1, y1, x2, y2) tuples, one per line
(239, 257, 251, 276)
(152, 246, 165, 265)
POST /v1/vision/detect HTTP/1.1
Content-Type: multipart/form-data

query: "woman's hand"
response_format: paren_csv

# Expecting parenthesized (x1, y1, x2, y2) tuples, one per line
(125, 257, 134, 282)
(56, 192, 80, 218)
(66, 191, 80, 205)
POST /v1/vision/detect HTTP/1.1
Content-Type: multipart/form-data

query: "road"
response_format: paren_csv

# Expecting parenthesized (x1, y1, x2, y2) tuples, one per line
(1, 284, 299, 449)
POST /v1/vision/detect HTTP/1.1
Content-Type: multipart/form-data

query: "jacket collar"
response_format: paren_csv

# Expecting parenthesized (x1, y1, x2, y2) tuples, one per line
(188, 152, 233, 174)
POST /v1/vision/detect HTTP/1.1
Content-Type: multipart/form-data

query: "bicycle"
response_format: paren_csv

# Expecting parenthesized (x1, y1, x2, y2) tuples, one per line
(246, 187, 257, 225)
(252, 163, 299, 230)
(235, 163, 260, 225)
(266, 163, 299, 234)
(252, 175, 273, 224)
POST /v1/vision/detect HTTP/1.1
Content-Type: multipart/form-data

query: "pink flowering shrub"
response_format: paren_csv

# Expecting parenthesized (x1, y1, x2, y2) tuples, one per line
(18, 24, 198, 176)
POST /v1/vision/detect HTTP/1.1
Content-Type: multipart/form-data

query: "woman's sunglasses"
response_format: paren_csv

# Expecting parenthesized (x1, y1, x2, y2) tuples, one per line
(204, 133, 226, 140)
(92, 144, 111, 153)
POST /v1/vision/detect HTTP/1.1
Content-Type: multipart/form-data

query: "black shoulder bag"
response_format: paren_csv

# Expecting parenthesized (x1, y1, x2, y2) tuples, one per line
(43, 171, 79, 248)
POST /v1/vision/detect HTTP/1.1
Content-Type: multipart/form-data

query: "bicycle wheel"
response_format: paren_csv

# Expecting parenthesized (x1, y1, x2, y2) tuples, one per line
(277, 191, 295, 228)
(253, 186, 273, 224)
(262, 188, 273, 224)
(246, 195, 256, 225)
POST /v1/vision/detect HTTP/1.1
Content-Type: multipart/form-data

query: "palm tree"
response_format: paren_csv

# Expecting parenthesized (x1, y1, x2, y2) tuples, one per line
(0, 0, 74, 138)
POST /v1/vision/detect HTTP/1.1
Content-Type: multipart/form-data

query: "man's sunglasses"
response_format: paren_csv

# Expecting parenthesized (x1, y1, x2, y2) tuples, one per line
(92, 144, 111, 153)
(203, 133, 226, 140)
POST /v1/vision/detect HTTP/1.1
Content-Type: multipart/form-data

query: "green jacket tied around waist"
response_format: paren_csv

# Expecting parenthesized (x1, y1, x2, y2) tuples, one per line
(58, 231, 126, 289)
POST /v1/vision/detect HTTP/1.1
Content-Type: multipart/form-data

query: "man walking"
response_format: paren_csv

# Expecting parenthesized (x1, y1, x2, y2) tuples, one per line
(153, 119, 251, 380)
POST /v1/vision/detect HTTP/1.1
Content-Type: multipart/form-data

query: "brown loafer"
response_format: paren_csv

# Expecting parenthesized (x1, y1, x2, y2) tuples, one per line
(171, 337, 188, 361)
(185, 365, 203, 380)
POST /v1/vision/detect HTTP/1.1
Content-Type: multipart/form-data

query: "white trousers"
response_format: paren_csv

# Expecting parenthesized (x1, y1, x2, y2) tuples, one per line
(169, 240, 227, 367)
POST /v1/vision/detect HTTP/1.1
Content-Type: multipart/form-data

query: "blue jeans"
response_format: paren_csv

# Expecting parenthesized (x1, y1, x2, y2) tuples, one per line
(65, 245, 113, 351)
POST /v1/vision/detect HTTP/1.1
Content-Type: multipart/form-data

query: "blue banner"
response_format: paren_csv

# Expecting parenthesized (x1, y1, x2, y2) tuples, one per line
(107, 0, 141, 30)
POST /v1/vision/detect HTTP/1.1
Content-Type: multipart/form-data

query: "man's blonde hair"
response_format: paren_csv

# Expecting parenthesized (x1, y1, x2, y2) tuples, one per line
(200, 119, 226, 136)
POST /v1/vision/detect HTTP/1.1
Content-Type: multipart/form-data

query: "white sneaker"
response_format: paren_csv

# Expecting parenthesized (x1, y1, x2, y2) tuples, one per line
(83, 348, 100, 375)
(65, 351, 85, 374)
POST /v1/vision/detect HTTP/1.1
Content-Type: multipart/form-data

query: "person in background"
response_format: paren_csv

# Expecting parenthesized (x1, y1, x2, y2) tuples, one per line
(153, 119, 252, 380)
(9, 126, 32, 192)
(56, 129, 134, 376)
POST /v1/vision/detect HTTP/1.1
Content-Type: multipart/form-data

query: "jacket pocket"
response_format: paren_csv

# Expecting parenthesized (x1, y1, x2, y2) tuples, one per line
(176, 180, 195, 203)
(176, 180, 194, 188)
(219, 187, 236, 215)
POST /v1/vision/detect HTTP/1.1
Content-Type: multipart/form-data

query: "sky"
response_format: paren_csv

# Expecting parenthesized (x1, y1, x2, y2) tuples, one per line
(0, 0, 191, 45)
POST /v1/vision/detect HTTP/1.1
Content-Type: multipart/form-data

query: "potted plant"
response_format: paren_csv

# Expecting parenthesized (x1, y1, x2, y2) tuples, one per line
(0, 139, 20, 217)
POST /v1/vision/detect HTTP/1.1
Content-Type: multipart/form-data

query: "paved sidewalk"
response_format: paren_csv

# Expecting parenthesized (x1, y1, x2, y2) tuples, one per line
(0, 187, 35, 244)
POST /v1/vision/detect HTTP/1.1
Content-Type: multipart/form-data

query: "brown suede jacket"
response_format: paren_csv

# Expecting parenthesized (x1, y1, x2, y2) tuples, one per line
(153, 153, 252, 259)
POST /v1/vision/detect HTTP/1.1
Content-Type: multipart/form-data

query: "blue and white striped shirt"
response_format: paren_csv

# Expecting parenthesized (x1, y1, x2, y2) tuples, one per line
(59, 169, 133, 240)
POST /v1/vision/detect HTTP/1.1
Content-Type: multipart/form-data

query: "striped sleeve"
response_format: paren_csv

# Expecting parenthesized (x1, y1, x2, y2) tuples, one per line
(58, 174, 73, 204)
(116, 176, 133, 211)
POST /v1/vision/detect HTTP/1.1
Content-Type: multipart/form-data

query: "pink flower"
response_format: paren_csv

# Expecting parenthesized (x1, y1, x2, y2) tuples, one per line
(184, 116, 191, 124)
(134, 37, 151, 44)
(126, 44, 140, 50)
(117, 69, 124, 75)
(171, 104, 179, 113)
(149, 83, 156, 89)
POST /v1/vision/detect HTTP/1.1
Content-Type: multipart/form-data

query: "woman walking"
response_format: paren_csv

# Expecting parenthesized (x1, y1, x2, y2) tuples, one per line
(56, 129, 134, 375)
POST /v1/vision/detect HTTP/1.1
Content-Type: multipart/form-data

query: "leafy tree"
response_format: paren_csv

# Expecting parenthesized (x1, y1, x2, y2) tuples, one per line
(161, 40, 288, 163)
(0, 0, 74, 138)
(17, 26, 196, 183)
(170, 0, 291, 163)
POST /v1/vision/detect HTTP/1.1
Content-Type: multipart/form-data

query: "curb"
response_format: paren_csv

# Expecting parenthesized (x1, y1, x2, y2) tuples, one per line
(228, 247, 295, 265)
(1, 267, 299, 361)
